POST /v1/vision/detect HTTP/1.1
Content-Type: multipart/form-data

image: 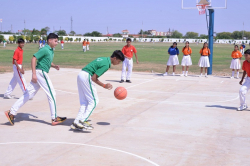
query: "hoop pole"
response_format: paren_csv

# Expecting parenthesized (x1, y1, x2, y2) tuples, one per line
(208, 9, 214, 75)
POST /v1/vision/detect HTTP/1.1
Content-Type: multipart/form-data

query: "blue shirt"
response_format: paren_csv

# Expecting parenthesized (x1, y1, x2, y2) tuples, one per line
(243, 45, 246, 48)
(39, 40, 42, 43)
(43, 40, 46, 44)
(168, 47, 179, 55)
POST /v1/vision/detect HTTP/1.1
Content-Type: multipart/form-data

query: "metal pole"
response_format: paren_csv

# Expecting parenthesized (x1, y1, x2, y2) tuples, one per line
(208, 9, 214, 75)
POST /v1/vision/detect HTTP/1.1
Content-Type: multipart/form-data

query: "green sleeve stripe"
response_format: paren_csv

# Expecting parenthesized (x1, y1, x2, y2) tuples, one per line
(42, 71, 57, 119)
(84, 74, 96, 121)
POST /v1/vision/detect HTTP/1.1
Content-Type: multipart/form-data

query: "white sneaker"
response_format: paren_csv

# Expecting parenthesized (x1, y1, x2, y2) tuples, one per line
(180, 74, 184, 77)
(185, 74, 188, 77)
(205, 75, 208, 78)
(172, 73, 175, 76)
(4, 94, 12, 99)
(236, 77, 239, 79)
(230, 76, 234, 79)
(237, 105, 248, 111)
(163, 72, 168, 76)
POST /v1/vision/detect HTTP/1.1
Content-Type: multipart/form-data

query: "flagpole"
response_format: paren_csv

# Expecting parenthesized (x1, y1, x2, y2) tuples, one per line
(242, 22, 244, 39)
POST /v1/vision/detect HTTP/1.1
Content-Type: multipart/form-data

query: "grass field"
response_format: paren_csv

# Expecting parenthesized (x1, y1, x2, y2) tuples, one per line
(0, 42, 247, 75)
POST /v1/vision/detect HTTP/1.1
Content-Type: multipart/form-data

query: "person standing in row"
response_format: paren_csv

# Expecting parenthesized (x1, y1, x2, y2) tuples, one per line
(181, 41, 192, 77)
(198, 42, 210, 77)
(163, 42, 179, 76)
(61, 39, 64, 49)
(230, 45, 242, 79)
(120, 38, 138, 83)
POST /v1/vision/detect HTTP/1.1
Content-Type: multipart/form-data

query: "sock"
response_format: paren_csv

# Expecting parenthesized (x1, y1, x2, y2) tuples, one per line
(205, 73, 207, 76)
(173, 72, 175, 75)
(182, 71, 185, 74)
(200, 73, 203, 76)
(237, 72, 239, 77)
(232, 71, 235, 77)
(186, 71, 188, 75)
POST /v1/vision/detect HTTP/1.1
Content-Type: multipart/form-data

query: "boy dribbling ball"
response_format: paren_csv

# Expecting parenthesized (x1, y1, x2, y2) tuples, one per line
(238, 49, 250, 111)
(71, 50, 125, 130)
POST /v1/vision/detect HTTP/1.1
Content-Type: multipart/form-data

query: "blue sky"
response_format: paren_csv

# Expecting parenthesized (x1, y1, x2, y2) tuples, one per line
(0, 0, 248, 35)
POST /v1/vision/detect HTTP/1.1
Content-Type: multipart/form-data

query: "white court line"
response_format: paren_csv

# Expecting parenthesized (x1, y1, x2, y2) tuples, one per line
(0, 142, 159, 166)
(220, 81, 224, 83)
(55, 89, 78, 95)
(126, 77, 161, 89)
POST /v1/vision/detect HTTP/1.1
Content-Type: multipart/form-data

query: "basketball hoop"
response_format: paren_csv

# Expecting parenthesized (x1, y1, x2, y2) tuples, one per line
(196, 4, 208, 15)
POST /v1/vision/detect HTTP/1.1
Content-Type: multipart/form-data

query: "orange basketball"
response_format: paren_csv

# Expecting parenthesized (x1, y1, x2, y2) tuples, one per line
(114, 87, 127, 100)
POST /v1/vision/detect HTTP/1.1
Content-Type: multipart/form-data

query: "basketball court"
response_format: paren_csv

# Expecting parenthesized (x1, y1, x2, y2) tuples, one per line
(1, 68, 250, 165)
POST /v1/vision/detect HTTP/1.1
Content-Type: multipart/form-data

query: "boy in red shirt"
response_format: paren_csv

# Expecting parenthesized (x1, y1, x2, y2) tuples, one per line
(120, 38, 138, 83)
(82, 39, 86, 52)
(239, 49, 250, 111)
(4, 38, 28, 99)
(61, 39, 64, 49)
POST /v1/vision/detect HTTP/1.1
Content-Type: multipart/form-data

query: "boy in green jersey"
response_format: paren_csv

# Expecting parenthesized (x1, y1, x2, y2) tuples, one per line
(71, 50, 125, 130)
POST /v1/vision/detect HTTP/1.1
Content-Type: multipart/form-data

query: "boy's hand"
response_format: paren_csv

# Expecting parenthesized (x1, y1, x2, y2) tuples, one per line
(105, 83, 113, 90)
(239, 80, 244, 85)
(54, 65, 60, 70)
(19, 68, 25, 74)
(32, 74, 37, 83)
(136, 60, 139, 64)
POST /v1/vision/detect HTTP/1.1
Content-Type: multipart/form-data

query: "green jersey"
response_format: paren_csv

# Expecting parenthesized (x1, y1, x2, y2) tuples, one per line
(83, 57, 111, 77)
(34, 44, 54, 73)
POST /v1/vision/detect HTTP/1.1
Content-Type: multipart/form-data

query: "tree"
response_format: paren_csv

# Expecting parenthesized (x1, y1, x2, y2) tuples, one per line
(113, 33, 122, 37)
(34, 36, 40, 43)
(22, 29, 32, 35)
(84, 32, 92, 36)
(44, 26, 50, 32)
(64, 37, 69, 41)
(9, 36, 14, 42)
(171, 30, 183, 38)
(31, 29, 40, 35)
(56, 30, 67, 36)
(138, 29, 150, 35)
(91, 31, 102, 37)
(185, 32, 199, 38)
(0, 35, 4, 42)
(26, 36, 31, 42)
(199, 34, 208, 39)
(69, 31, 76, 36)
(216, 32, 232, 39)
(40, 28, 47, 35)
(231, 31, 242, 39)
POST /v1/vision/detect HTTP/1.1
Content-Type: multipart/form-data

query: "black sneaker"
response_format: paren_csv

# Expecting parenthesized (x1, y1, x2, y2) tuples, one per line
(120, 80, 125, 83)
(126, 80, 132, 83)
(70, 122, 84, 130)
(52, 116, 67, 126)
(5, 110, 15, 125)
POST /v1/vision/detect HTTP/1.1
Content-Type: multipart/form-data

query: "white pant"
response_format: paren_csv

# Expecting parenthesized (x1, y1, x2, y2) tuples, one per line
(87, 45, 89, 51)
(121, 58, 133, 80)
(5, 64, 27, 96)
(4, 43, 6, 47)
(10, 70, 57, 119)
(39, 43, 42, 48)
(83, 46, 86, 52)
(74, 71, 99, 123)
(239, 77, 250, 106)
(61, 44, 64, 49)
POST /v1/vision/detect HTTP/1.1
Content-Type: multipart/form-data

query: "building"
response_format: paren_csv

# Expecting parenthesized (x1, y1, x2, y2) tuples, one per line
(122, 30, 129, 38)
(148, 29, 172, 36)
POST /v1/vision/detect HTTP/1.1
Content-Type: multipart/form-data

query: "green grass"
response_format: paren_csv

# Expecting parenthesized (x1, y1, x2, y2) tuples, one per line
(0, 42, 245, 75)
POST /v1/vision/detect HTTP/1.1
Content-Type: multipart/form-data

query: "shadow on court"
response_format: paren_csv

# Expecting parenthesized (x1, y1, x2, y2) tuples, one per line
(97, 122, 110, 125)
(0, 94, 4, 98)
(206, 105, 238, 110)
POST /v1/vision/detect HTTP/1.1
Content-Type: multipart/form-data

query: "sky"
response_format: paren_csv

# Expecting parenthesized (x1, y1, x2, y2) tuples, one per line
(0, 0, 249, 36)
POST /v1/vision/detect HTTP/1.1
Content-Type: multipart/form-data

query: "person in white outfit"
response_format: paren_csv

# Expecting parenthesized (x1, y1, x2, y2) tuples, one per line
(120, 38, 138, 83)
(181, 41, 192, 77)
(198, 42, 210, 77)
(238, 49, 250, 111)
(163, 42, 179, 76)
(4, 38, 27, 99)
(230, 45, 242, 79)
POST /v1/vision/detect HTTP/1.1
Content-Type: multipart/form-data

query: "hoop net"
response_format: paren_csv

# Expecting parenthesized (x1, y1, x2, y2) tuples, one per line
(196, 4, 208, 15)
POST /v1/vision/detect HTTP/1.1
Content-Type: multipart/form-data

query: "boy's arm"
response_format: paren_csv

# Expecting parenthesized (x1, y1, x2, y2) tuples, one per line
(134, 53, 139, 64)
(31, 56, 38, 83)
(51, 63, 60, 70)
(13, 59, 24, 74)
(91, 74, 112, 90)
(240, 71, 246, 85)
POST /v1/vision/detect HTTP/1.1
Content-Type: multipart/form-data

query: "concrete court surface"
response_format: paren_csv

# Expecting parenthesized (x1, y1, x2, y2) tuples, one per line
(1, 68, 250, 166)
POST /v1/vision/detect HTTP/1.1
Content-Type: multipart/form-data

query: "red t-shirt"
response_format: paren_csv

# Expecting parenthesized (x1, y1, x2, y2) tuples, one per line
(61, 40, 64, 44)
(12, 46, 23, 64)
(242, 60, 250, 77)
(122, 45, 137, 58)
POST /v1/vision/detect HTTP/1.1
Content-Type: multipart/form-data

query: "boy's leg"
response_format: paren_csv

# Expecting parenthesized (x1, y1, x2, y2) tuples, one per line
(10, 81, 40, 116)
(121, 58, 128, 81)
(37, 70, 58, 120)
(14, 65, 27, 93)
(126, 58, 133, 81)
(4, 67, 18, 97)
(74, 72, 88, 124)
(81, 74, 99, 122)
(239, 78, 250, 107)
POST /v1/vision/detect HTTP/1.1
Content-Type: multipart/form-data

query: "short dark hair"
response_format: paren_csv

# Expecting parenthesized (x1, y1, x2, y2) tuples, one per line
(18, 38, 25, 44)
(111, 50, 125, 61)
(47, 33, 58, 41)
(244, 49, 250, 55)
(126, 38, 131, 42)
(235, 45, 238, 48)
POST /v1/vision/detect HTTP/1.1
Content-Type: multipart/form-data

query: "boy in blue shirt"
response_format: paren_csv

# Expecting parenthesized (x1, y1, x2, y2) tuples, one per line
(163, 42, 179, 76)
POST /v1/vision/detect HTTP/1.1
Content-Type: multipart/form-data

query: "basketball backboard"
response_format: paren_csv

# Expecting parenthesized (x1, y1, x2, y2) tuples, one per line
(182, 0, 227, 10)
